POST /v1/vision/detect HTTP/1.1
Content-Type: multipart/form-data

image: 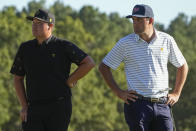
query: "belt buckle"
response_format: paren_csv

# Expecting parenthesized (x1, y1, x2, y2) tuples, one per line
(150, 98, 159, 102)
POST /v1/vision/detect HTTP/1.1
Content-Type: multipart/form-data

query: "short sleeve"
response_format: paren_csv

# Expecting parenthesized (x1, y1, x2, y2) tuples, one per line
(168, 37, 186, 68)
(10, 45, 25, 76)
(102, 40, 125, 70)
(66, 42, 88, 65)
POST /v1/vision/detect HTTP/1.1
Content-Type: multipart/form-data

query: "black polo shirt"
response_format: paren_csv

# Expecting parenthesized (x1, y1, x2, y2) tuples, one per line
(10, 36, 87, 102)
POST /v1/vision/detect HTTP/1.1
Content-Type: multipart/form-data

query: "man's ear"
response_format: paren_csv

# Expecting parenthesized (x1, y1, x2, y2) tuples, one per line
(149, 18, 154, 25)
(48, 24, 53, 30)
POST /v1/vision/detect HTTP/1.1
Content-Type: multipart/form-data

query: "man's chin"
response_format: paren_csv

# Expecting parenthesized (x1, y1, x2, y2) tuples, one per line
(134, 32, 140, 35)
(32, 33, 40, 37)
(134, 31, 143, 35)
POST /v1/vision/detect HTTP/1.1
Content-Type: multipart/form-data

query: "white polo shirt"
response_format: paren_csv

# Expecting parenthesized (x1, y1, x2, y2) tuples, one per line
(103, 30, 186, 98)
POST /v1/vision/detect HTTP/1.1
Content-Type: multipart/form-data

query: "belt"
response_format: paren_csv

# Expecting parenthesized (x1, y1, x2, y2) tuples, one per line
(135, 94, 168, 103)
(29, 96, 66, 106)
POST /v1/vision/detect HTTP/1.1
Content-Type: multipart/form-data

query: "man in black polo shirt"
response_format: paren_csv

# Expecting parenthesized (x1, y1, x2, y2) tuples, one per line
(10, 9, 95, 131)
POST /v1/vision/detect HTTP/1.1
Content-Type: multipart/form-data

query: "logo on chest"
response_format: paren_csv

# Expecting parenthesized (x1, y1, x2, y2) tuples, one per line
(51, 53, 56, 58)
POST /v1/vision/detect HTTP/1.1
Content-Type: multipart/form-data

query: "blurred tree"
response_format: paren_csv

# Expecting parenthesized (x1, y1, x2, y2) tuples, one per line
(25, 0, 46, 14)
(50, 0, 77, 21)
(167, 13, 196, 131)
(0, 6, 32, 131)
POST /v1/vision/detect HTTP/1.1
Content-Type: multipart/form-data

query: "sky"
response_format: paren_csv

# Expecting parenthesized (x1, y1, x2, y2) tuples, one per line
(0, 0, 195, 28)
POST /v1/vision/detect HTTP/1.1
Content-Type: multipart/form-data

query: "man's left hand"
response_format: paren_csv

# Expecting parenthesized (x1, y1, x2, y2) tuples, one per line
(166, 93, 180, 106)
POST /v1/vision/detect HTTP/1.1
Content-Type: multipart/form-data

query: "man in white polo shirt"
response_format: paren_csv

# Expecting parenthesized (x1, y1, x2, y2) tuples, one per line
(99, 4, 188, 131)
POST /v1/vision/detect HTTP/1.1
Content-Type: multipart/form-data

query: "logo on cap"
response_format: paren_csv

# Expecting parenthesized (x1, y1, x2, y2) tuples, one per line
(49, 18, 52, 23)
(133, 8, 140, 13)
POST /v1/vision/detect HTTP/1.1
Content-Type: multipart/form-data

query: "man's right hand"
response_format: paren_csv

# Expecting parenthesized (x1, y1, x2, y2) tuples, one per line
(66, 80, 77, 88)
(116, 90, 138, 104)
(99, 63, 139, 104)
(20, 107, 28, 122)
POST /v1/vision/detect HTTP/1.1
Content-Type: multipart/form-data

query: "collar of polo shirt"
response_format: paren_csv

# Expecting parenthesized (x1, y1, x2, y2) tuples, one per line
(135, 28, 159, 43)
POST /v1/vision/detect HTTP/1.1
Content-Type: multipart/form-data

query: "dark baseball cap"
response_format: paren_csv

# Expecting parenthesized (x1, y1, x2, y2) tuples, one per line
(26, 9, 55, 24)
(126, 4, 154, 18)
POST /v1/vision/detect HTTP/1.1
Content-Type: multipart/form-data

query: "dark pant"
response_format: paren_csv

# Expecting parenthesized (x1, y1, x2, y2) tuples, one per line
(22, 97, 72, 131)
(124, 99, 173, 131)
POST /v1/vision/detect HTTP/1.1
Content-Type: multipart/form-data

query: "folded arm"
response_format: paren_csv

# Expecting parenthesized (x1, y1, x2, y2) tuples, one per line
(99, 62, 138, 104)
(167, 62, 189, 106)
(67, 56, 95, 88)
